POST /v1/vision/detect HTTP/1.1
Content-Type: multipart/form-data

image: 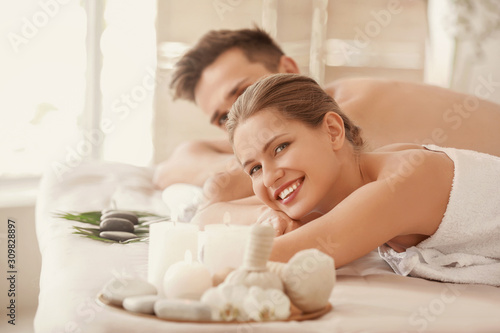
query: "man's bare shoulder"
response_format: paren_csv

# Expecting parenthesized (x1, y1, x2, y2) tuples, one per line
(324, 77, 433, 98)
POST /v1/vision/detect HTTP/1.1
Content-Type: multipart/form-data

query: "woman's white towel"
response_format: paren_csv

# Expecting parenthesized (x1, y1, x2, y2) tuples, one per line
(379, 144, 500, 286)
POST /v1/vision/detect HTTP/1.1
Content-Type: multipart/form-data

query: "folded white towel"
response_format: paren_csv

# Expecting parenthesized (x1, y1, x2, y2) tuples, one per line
(161, 183, 204, 222)
(379, 145, 500, 286)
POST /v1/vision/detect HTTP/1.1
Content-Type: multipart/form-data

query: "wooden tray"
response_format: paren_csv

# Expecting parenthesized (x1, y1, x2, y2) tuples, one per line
(97, 293, 332, 324)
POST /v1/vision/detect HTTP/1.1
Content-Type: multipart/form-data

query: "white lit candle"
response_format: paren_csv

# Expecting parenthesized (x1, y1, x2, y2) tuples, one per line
(147, 222, 198, 295)
(202, 224, 251, 275)
(163, 250, 212, 300)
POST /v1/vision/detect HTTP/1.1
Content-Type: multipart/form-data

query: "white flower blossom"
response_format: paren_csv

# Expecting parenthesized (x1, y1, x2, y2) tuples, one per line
(243, 286, 291, 321)
(200, 283, 248, 321)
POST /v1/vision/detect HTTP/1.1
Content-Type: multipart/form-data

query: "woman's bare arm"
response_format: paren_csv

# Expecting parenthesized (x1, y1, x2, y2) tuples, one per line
(270, 149, 453, 267)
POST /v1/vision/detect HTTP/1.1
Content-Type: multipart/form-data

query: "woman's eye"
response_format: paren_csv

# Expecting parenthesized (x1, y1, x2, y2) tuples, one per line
(249, 165, 261, 176)
(275, 143, 289, 154)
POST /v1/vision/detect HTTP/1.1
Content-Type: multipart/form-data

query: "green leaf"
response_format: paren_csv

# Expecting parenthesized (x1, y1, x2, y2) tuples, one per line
(53, 211, 102, 225)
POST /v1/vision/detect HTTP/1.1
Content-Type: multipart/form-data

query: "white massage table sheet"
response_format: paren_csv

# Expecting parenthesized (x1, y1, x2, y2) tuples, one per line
(34, 162, 500, 332)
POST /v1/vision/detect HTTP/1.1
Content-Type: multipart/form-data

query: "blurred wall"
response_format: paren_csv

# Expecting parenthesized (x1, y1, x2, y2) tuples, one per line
(426, 0, 500, 105)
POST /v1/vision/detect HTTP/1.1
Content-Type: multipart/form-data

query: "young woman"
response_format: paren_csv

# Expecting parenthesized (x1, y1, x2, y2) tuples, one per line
(224, 73, 500, 286)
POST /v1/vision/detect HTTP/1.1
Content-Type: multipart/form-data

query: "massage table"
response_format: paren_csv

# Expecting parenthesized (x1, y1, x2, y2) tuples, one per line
(34, 161, 500, 332)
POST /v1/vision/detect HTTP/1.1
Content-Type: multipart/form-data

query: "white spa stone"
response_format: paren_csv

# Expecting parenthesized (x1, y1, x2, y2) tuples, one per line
(123, 295, 161, 314)
(101, 278, 157, 306)
(154, 299, 212, 322)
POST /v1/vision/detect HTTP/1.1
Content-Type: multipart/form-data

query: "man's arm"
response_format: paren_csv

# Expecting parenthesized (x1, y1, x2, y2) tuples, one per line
(153, 138, 255, 203)
(153, 138, 234, 189)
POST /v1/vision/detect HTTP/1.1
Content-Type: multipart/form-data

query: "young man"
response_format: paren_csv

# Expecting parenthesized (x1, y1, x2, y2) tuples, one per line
(153, 27, 500, 207)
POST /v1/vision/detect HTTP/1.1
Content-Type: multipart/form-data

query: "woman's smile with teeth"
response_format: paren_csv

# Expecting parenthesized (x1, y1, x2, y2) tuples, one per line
(278, 179, 302, 200)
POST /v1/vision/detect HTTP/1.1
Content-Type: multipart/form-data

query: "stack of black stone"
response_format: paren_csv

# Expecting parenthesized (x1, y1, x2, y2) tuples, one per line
(99, 210, 140, 242)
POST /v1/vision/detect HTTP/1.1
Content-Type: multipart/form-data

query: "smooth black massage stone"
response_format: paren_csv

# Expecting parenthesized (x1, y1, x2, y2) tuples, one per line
(100, 217, 135, 233)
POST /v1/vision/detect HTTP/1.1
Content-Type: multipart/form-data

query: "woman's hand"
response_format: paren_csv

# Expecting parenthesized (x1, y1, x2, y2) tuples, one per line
(256, 207, 302, 236)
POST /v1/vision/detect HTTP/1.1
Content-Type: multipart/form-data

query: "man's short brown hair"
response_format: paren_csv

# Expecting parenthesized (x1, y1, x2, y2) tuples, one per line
(170, 27, 285, 102)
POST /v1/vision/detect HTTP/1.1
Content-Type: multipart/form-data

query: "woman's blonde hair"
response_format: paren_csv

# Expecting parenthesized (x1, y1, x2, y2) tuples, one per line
(226, 73, 364, 148)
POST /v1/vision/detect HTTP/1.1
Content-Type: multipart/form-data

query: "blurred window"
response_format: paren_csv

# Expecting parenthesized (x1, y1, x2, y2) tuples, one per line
(0, 0, 156, 205)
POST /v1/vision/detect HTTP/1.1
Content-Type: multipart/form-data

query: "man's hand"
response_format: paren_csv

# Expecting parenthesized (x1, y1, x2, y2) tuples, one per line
(202, 166, 254, 205)
(256, 207, 302, 236)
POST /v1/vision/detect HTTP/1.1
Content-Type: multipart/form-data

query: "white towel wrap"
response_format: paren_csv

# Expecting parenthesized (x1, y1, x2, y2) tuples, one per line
(379, 144, 500, 286)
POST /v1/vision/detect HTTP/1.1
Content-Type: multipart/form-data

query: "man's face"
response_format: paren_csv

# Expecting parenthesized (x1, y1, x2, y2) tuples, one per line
(194, 48, 276, 130)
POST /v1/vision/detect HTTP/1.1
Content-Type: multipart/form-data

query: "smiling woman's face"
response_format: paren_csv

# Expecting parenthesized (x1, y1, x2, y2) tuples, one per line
(233, 109, 343, 220)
